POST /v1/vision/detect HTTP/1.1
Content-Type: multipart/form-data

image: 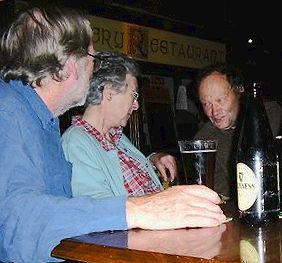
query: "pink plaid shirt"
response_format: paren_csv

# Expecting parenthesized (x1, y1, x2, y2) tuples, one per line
(72, 116, 161, 196)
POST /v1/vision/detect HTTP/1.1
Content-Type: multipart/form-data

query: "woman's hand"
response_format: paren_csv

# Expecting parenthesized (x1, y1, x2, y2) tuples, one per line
(149, 152, 177, 182)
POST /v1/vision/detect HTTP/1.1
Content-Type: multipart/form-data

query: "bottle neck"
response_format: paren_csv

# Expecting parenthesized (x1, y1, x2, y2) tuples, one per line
(253, 87, 257, 98)
(251, 82, 263, 98)
(239, 82, 274, 147)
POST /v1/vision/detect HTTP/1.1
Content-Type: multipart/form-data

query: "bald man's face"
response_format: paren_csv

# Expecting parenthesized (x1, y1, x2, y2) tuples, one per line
(199, 72, 240, 130)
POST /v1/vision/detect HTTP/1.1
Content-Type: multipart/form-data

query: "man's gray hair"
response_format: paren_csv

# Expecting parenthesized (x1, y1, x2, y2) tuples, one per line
(0, 6, 92, 86)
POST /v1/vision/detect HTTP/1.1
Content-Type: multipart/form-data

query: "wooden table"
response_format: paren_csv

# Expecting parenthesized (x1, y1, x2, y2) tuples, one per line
(51, 203, 282, 262)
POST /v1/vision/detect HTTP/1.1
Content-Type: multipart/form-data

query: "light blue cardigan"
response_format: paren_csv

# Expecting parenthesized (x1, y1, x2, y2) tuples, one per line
(62, 125, 163, 198)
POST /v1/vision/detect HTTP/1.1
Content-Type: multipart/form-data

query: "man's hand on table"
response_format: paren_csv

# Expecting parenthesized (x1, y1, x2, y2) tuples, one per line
(126, 184, 226, 230)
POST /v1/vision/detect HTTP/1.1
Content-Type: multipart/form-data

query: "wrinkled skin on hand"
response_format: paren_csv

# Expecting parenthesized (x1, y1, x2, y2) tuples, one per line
(126, 184, 226, 230)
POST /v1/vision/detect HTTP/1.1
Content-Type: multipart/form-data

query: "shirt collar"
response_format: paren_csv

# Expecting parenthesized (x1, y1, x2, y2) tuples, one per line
(73, 115, 123, 151)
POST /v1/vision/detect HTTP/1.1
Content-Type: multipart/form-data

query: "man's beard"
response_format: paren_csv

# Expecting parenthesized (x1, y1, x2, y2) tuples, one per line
(53, 93, 87, 117)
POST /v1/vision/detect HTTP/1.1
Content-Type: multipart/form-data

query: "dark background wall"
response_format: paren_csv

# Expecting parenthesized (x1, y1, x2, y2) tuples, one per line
(2, 0, 280, 96)
(0, 0, 15, 35)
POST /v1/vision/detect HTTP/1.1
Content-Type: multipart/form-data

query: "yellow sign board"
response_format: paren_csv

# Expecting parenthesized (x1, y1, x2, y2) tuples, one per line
(89, 15, 226, 69)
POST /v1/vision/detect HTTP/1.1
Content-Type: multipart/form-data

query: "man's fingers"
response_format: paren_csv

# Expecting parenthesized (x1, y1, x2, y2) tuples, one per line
(173, 185, 221, 204)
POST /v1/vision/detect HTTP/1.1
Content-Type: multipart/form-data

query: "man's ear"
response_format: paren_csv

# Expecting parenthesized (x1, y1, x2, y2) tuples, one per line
(63, 56, 78, 81)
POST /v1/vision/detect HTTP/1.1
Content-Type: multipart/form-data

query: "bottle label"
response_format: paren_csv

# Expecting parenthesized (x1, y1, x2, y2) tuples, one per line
(237, 163, 258, 211)
(240, 240, 260, 263)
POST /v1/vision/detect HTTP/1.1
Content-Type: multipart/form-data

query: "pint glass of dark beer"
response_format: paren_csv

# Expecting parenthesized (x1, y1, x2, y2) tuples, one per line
(178, 140, 217, 189)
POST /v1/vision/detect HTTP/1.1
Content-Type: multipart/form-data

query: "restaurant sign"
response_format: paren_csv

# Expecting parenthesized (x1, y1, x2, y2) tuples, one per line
(88, 15, 226, 69)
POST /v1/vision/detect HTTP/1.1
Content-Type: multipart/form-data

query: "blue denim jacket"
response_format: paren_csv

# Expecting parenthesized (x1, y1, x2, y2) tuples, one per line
(0, 80, 127, 263)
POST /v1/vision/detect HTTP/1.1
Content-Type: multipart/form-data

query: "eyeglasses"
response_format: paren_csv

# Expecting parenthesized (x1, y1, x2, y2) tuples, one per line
(87, 52, 101, 73)
(131, 90, 139, 101)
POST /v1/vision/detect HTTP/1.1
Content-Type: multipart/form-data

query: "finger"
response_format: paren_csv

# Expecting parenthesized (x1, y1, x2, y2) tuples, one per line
(167, 163, 177, 181)
(161, 158, 177, 180)
(167, 186, 223, 214)
(160, 156, 177, 181)
(157, 165, 168, 181)
(181, 197, 224, 219)
(162, 188, 224, 217)
(152, 212, 226, 230)
(176, 185, 221, 204)
(184, 213, 226, 228)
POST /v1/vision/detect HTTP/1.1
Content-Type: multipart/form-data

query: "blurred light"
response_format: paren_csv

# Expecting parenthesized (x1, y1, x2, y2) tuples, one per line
(248, 38, 253, 44)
